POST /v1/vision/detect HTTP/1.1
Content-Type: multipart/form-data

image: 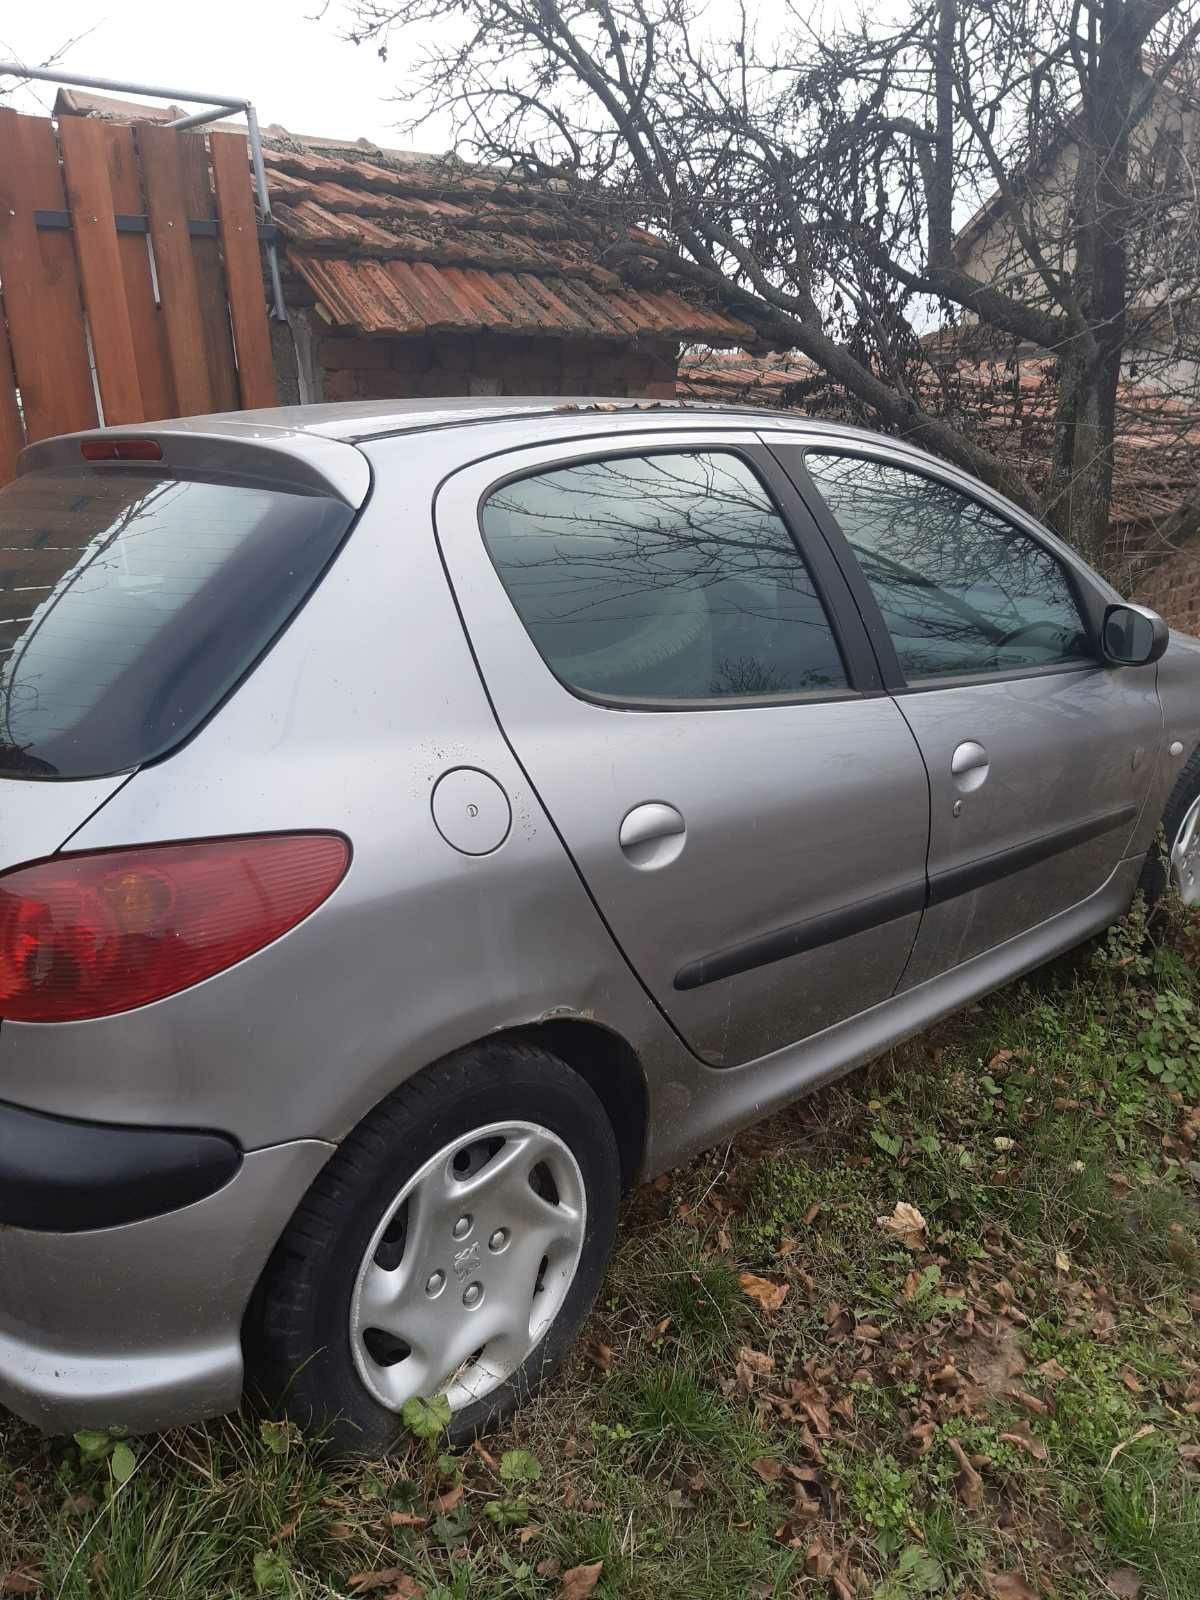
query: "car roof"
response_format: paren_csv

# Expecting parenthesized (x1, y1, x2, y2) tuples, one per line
(128, 395, 890, 450)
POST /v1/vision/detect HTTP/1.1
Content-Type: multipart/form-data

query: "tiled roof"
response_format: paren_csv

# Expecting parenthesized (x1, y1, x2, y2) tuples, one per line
(263, 147, 751, 345)
(53, 89, 753, 346)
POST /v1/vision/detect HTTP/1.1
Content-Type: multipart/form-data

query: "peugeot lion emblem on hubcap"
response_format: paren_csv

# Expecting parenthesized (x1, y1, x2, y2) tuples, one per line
(452, 1240, 481, 1280)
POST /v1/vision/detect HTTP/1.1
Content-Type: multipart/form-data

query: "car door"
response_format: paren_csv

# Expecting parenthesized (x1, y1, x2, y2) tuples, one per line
(768, 438, 1164, 986)
(434, 430, 931, 1066)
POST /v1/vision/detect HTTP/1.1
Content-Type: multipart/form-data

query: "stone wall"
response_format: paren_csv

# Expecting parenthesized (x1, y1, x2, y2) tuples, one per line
(311, 331, 680, 403)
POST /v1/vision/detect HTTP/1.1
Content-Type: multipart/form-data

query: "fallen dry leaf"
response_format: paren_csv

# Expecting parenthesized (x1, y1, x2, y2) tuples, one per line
(737, 1345, 775, 1377)
(0, 1572, 42, 1597)
(535, 1557, 561, 1579)
(326, 1523, 355, 1540)
(1105, 1571, 1142, 1598)
(947, 1436, 983, 1509)
(788, 1480, 820, 1522)
(584, 1339, 613, 1372)
(381, 1582, 423, 1600)
(1121, 1367, 1143, 1394)
(876, 1201, 928, 1249)
(432, 1484, 463, 1514)
(985, 1572, 1039, 1600)
(387, 1511, 427, 1528)
(558, 1560, 603, 1600)
(801, 1399, 832, 1438)
(805, 1536, 835, 1578)
(348, 1573, 409, 1595)
(1035, 1357, 1070, 1384)
(824, 1299, 854, 1336)
(1006, 1386, 1050, 1417)
(750, 1457, 785, 1482)
(1000, 1423, 1048, 1462)
(739, 1272, 790, 1314)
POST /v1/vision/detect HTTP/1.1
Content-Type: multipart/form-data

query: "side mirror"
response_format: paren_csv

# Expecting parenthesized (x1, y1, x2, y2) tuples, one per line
(1101, 603, 1169, 667)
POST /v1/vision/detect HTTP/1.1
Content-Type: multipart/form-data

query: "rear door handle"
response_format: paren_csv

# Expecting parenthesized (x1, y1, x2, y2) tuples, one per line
(619, 802, 686, 870)
(951, 740, 989, 792)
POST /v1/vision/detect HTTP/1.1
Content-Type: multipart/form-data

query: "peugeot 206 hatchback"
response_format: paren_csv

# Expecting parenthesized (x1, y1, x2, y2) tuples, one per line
(1, 398, 1199, 1451)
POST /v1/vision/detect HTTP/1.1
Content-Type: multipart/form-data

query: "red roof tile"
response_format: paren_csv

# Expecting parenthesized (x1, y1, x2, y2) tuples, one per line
(265, 146, 749, 345)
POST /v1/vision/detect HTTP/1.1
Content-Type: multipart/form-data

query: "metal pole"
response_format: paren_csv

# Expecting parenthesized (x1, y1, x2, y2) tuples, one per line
(165, 105, 240, 132)
(0, 62, 287, 322)
(244, 105, 287, 322)
(0, 62, 247, 109)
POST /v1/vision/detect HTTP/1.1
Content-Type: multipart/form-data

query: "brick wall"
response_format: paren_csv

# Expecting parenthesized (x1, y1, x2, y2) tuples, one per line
(314, 331, 680, 403)
(1135, 547, 1200, 637)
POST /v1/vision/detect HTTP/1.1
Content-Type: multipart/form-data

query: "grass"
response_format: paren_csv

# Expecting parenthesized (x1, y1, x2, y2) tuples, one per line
(3, 896, 1200, 1599)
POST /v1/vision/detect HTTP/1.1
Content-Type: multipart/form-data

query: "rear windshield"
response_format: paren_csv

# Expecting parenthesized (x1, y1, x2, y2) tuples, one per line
(0, 467, 354, 779)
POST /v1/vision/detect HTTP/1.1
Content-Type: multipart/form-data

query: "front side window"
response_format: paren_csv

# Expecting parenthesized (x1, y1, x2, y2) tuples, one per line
(480, 451, 847, 703)
(804, 452, 1091, 681)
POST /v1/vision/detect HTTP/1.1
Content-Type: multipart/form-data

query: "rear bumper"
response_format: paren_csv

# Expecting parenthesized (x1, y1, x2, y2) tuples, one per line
(0, 1137, 332, 1434)
(0, 1097, 242, 1231)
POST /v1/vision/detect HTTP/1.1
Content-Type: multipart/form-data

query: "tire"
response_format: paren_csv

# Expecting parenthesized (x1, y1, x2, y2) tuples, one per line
(247, 1041, 620, 1453)
(1139, 744, 1200, 907)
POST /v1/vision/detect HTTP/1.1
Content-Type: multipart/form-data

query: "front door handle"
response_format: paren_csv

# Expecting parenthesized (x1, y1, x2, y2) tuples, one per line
(619, 802, 687, 870)
(951, 740, 989, 793)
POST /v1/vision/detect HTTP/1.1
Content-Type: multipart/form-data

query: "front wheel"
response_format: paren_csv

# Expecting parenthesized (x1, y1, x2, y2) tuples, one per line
(1140, 746, 1200, 909)
(248, 1041, 621, 1451)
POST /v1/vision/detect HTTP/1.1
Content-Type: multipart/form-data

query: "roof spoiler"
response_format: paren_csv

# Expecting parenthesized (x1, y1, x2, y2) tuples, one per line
(17, 421, 371, 508)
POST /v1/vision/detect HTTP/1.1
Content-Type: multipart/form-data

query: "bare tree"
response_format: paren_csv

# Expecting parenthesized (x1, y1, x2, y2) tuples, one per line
(0, 31, 94, 106)
(336, 0, 1200, 565)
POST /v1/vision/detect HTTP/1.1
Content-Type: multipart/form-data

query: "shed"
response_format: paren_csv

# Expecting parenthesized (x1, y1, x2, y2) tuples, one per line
(55, 89, 751, 405)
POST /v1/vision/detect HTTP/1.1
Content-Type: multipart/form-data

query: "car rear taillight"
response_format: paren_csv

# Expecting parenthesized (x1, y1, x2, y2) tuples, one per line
(0, 834, 349, 1023)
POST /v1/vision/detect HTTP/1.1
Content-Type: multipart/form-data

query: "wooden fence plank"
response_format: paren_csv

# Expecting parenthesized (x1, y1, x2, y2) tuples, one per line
(101, 122, 176, 421)
(0, 108, 98, 441)
(179, 132, 239, 413)
(59, 116, 144, 426)
(138, 123, 214, 416)
(0, 295, 24, 485)
(210, 131, 278, 409)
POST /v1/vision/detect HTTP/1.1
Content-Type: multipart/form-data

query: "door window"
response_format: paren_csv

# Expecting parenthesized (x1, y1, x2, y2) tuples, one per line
(481, 451, 847, 703)
(804, 452, 1091, 682)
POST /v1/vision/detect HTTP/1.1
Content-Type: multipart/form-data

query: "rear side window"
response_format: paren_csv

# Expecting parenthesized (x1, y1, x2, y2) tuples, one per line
(0, 468, 354, 779)
(480, 451, 847, 704)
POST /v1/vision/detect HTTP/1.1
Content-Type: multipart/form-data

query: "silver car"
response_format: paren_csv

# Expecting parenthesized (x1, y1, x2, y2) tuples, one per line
(1, 398, 1197, 1450)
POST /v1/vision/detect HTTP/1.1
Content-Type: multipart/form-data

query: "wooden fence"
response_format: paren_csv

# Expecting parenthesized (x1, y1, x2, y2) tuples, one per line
(0, 110, 278, 485)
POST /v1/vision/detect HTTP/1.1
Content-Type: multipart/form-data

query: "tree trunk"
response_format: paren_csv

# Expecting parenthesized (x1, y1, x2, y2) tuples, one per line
(1046, 1, 1141, 565)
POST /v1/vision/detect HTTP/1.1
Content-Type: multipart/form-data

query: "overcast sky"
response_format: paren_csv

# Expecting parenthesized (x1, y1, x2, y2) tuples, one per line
(2, 1, 856, 154)
(1, 2, 458, 151)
